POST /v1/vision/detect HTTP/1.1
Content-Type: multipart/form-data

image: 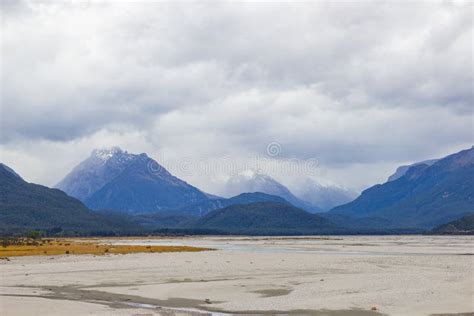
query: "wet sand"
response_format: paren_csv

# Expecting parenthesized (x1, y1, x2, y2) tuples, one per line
(1, 236, 473, 315)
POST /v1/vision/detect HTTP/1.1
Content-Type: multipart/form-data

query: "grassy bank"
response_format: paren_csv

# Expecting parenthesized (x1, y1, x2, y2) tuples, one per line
(0, 237, 212, 257)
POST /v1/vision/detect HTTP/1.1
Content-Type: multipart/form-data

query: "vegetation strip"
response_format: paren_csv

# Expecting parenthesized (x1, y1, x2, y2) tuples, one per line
(0, 237, 212, 257)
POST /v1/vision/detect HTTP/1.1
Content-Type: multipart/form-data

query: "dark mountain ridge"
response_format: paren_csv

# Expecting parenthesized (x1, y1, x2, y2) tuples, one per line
(174, 192, 289, 216)
(0, 164, 138, 235)
(387, 159, 439, 182)
(431, 213, 474, 234)
(188, 201, 338, 234)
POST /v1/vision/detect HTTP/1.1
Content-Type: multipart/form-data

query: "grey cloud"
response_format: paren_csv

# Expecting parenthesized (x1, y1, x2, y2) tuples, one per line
(0, 1, 472, 190)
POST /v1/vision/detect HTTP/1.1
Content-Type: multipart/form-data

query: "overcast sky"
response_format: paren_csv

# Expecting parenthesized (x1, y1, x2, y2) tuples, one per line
(1, 0, 472, 194)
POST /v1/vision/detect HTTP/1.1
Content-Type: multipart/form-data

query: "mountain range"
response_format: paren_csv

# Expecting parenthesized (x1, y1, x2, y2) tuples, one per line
(58, 149, 351, 214)
(5, 161, 331, 235)
(2, 146, 473, 236)
(331, 147, 474, 229)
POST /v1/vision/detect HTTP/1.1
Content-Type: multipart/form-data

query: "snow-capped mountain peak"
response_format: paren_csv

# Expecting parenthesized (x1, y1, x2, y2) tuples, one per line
(291, 178, 359, 211)
(56, 147, 209, 213)
(91, 147, 128, 162)
(238, 169, 258, 179)
(56, 147, 138, 200)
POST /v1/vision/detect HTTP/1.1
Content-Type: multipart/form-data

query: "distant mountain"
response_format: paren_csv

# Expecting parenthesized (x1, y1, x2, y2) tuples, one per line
(431, 213, 474, 235)
(189, 201, 337, 234)
(292, 178, 358, 210)
(176, 192, 289, 216)
(387, 159, 438, 182)
(0, 163, 137, 234)
(223, 171, 321, 213)
(57, 148, 209, 214)
(331, 147, 474, 229)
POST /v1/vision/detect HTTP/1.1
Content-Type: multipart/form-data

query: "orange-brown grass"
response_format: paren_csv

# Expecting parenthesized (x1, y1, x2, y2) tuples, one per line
(0, 239, 212, 257)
